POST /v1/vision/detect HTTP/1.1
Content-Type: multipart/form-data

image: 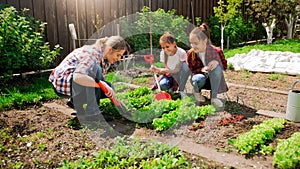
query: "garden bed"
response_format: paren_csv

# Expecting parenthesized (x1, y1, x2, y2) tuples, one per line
(0, 68, 299, 168)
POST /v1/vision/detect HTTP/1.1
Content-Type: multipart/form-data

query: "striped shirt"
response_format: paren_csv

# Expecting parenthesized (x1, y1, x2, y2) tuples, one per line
(49, 45, 102, 96)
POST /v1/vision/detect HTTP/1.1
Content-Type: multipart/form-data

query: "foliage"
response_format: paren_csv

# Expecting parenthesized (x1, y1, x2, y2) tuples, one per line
(0, 75, 58, 111)
(273, 132, 300, 169)
(223, 39, 300, 59)
(275, 0, 300, 39)
(213, 0, 243, 49)
(228, 118, 286, 155)
(245, 0, 277, 25)
(119, 6, 191, 53)
(0, 7, 60, 78)
(213, 0, 243, 26)
(59, 136, 190, 169)
(208, 14, 256, 48)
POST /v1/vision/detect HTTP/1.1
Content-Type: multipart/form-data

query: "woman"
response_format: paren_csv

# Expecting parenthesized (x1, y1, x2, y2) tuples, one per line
(150, 32, 191, 98)
(49, 36, 127, 123)
(187, 27, 228, 108)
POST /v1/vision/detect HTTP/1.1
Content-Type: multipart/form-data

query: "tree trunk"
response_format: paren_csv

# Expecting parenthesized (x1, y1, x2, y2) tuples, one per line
(221, 24, 225, 50)
(285, 14, 294, 40)
(262, 19, 276, 44)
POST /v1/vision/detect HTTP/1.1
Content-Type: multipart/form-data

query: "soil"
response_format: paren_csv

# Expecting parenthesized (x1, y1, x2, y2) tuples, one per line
(1, 68, 300, 169)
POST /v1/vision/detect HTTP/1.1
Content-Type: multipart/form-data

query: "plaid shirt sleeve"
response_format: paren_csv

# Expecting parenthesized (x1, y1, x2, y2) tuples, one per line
(49, 46, 100, 96)
(211, 45, 227, 70)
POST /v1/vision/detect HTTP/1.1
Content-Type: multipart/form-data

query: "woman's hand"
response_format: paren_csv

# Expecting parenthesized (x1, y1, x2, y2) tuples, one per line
(207, 60, 219, 71)
(103, 83, 115, 98)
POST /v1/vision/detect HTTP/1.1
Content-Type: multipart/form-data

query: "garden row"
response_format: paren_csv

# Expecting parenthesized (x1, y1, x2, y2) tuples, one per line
(99, 85, 216, 131)
(73, 84, 300, 169)
(229, 117, 300, 169)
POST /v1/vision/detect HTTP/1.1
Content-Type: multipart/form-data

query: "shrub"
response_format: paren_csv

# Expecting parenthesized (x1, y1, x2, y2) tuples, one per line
(119, 6, 191, 53)
(0, 7, 60, 77)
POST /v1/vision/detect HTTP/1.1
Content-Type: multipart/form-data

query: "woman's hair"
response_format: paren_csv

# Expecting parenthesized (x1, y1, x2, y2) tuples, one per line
(159, 32, 176, 44)
(95, 36, 127, 51)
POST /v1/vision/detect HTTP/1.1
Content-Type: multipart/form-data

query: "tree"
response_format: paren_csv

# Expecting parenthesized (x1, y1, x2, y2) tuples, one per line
(246, 0, 277, 44)
(276, 0, 300, 39)
(213, 0, 243, 50)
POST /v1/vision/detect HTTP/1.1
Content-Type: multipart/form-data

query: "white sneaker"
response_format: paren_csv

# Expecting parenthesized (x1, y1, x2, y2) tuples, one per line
(211, 98, 224, 108)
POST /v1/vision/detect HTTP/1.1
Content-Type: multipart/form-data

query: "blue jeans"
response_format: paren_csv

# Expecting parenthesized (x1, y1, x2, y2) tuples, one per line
(159, 62, 191, 91)
(71, 64, 113, 118)
(190, 65, 222, 98)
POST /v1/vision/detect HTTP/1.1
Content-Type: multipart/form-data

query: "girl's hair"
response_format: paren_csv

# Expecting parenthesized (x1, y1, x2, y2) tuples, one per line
(95, 36, 127, 51)
(190, 23, 210, 42)
(199, 23, 211, 42)
(159, 32, 176, 44)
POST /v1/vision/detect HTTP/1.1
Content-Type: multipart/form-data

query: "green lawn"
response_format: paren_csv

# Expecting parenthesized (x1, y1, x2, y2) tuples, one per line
(224, 39, 300, 59)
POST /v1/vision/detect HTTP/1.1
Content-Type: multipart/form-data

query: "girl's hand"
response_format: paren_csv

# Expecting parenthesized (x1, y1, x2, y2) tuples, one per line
(201, 66, 209, 73)
(160, 68, 169, 74)
(150, 65, 158, 72)
(207, 60, 219, 70)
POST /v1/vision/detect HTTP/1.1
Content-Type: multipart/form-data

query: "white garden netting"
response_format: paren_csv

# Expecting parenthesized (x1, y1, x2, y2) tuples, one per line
(227, 49, 300, 75)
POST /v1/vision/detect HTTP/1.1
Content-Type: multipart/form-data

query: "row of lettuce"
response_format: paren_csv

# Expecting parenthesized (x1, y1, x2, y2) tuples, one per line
(229, 117, 299, 169)
(100, 85, 299, 169)
(100, 86, 216, 131)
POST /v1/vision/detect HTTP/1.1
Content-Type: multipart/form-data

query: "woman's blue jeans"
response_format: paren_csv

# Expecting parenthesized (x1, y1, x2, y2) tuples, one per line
(190, 65, 222, 98)
(159, 62, 191, 91)
(71, 64, 113, 119)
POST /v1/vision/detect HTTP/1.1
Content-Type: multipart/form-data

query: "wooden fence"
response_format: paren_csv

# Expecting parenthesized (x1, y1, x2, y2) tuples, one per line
(0, 0, 219, 62)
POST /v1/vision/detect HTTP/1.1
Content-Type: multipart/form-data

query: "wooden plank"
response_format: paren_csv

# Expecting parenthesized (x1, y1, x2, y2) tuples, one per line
(151, 0, 157, 11)
(187, 0, 191, 21)
(111, 0, 119, 35)
(173, 0, 178, 15)
(157, 0, 162, 9)
(195, 0, 199, 20)
(56, 0, 69, 59)
(227, 83, 289, 95)
(43, 102, 75, 118)
(203, 0, 207, 21)
(94, 0, 104, 37)
(77, 0, 87, 43)
(182, 0, 187, 18)
(118, 0, 126, 17)
(200, 0, 204, 21)
(66, 0, 77, 50)
(85, 0, 96, 38)
(103, 0, 111, 36)
(178, 0, 182, 15)
(168, 0, 173, 11)
(6, 0, 20, 10)
(0, 0, 7, 5)
(20, 0, 33, 16)
(256, 110, 285, 118)
(32, 0, 45, 22)
(44, 0, 58, 49)
(163, 0, 168, 10)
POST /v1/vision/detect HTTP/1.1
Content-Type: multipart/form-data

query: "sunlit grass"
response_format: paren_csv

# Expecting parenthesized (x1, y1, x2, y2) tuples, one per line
(224, 39, 300, 59)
